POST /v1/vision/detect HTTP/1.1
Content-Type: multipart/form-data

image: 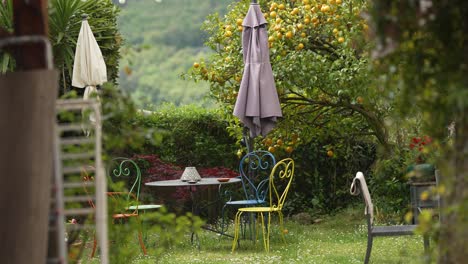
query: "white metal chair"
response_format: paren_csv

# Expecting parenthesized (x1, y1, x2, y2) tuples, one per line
(350, 172, 429, 264)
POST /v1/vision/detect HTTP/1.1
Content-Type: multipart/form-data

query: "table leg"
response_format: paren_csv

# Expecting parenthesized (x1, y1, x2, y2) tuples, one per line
(189, 186, 201, 250)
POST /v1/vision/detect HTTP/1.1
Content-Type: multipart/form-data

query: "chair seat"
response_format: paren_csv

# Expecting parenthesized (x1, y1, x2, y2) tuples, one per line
(371, 225, 417, 236)
(226, 199, 265, 206)
(112, 213, 138, 219)
(238, 206, 279, 212)
(127, 204, 162, 210)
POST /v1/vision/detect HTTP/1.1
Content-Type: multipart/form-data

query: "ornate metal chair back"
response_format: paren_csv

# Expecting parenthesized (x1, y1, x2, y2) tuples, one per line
(239, 151, 276, 203)
(268, 158, 295, 210)
(107, 158, 143, 213)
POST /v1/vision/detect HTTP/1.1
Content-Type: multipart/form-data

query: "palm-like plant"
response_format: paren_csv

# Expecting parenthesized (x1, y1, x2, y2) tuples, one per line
(0, 0, 14, 73)
(0, 0, 121, 94)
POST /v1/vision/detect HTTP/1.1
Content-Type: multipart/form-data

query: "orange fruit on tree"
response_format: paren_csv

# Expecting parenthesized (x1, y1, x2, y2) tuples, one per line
(297, 23, 304, 30)
(297, 43, 304, 50)
(124, 66, 132, 75)
(338, 37, 345, 43)
(268, 36, 275, 42)
(224, 30, 233, 37)
(304, 18, 311, 24)
(265, 138, 273, 146)
(336, 0, 342, 4)
(225, 25, 233, 31)
(193, 62, 200, 68)
(277, 139, 284, 146)
(357, 96, 364, 104)
(321, 4, 330, 12)
(286, 146, 294, 153)
(270, 11, 277, 18)
(363, 24, 369, 31)
(285, 31, 293, 39)
(327, 150, 334, 157)
(278, 4, 285, 10)
(268, 146, 276, 153)
(300, 32, 306, 38)
(236, 18, 243, 26)
(283, 229, 289, 234)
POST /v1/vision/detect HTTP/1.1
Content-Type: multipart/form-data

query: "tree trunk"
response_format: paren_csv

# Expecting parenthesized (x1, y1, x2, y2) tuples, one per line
(438, 110, 468, 264)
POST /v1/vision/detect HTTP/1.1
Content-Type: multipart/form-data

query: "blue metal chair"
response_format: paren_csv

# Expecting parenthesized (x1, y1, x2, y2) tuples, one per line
(220, 151, 276, 239)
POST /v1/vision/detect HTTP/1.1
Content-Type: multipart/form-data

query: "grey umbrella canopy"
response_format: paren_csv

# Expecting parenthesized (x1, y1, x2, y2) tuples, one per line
(233, 2, 282, 138)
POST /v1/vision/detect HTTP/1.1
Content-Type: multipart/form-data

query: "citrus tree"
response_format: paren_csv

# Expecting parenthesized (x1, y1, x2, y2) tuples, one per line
(189, 0, 389, 158)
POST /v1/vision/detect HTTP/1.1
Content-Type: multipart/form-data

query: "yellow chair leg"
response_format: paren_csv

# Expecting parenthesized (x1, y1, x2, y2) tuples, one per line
(259, 212, 271, 253)
(278, 211, 286, 243)
(266, 212, 271, 252)
(232, 211, 243, 252)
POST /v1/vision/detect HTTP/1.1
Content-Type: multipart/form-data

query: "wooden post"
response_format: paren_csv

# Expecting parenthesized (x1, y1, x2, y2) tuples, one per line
(0, 1, 57, 264)
(11, 0, 48, 70)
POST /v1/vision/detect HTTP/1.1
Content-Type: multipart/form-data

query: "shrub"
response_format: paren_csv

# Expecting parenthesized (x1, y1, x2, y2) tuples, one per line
(134, 103, 238, 168)
(278, 137, 377, 216)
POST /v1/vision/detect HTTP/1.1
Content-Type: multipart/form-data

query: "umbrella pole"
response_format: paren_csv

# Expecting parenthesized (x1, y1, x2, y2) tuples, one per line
(242, 126, 254, 153)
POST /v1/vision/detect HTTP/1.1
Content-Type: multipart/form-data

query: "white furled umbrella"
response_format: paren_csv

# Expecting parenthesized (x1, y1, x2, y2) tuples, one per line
(233, 1, 282, 139)
(72, 15, 107, 100)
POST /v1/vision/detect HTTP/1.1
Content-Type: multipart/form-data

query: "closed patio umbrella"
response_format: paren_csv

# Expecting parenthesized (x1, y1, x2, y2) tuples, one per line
(72, 15, 107, 100)
(233, 1, 282, 140)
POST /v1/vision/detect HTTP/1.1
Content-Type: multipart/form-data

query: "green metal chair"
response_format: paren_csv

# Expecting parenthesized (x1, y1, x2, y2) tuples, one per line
(84, 158, 161, 258)
(107, 157, 162, 212)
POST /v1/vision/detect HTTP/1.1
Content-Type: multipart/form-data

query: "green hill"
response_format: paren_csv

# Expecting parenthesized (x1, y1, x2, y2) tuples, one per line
(117, 0, 234, 107)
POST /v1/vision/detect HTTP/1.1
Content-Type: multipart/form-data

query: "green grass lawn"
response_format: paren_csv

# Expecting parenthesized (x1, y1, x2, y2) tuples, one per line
(80, 207, 431, 263)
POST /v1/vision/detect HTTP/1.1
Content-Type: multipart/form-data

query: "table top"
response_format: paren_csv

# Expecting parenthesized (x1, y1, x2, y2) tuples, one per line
(145, 177, 241, 187)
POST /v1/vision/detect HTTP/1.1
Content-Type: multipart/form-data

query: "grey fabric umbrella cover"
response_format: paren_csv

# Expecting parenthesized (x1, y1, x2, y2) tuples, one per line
(233, 3, 282, 138)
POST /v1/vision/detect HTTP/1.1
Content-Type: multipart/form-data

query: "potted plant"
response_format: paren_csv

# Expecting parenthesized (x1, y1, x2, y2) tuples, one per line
(405, 135, 438, 223)
(406, 135, 436, 183)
